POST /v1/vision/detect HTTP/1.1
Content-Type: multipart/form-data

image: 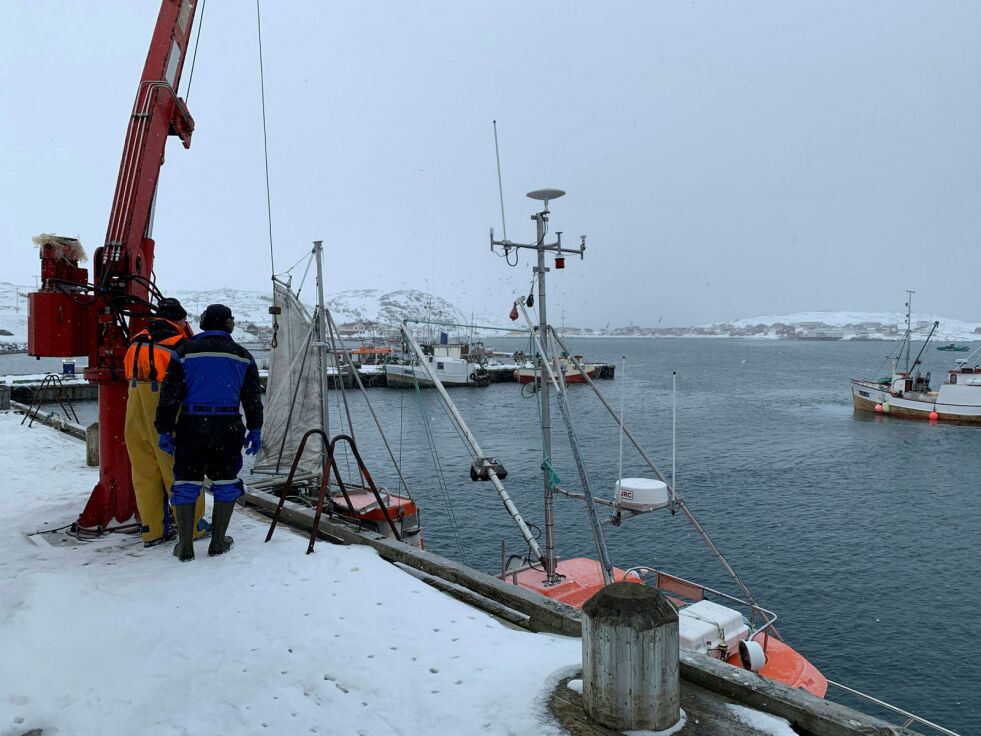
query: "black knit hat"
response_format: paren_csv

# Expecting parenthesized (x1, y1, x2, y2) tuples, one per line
(155, 297, 187, 322)
(200, 303, 235, 333)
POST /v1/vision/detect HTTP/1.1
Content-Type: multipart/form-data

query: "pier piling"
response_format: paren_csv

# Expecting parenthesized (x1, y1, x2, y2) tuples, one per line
(582, 582, 680, 731)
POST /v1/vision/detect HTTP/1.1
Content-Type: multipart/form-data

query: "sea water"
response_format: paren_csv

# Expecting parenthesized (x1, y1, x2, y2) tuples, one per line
(4, 338, 978, 733)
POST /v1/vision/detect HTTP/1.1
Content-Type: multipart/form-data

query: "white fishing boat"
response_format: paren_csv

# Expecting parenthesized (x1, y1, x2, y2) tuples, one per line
(385, 341, 489, 388)
(851, 292, 981, 423)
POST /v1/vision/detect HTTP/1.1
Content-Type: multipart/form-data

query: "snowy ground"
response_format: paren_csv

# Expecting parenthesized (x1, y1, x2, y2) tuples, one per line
(0, 412, 582, 736)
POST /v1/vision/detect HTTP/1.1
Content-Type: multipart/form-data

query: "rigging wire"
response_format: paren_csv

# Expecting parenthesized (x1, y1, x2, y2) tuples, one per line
(183, 0, 208, 103)
(255, 0, 276, 278)
(411, 370, 469, 565)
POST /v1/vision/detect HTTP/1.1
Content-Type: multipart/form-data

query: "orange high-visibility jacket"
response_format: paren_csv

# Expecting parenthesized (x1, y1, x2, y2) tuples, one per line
(124, 319, 191, 384)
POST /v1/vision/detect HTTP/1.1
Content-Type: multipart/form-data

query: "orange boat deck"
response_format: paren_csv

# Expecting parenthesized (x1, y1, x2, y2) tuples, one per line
(507, 557, 827, 698)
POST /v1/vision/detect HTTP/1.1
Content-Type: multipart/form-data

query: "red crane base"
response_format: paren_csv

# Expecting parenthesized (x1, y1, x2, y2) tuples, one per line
(77, 378, 137, 528)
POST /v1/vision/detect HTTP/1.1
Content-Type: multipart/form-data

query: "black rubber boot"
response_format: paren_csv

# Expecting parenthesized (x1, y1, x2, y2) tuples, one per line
(173, 504, 197, 562)
(208, 501, 236, 557)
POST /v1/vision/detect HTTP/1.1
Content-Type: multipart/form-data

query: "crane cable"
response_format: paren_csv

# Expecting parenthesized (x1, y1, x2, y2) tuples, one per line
(256, 0, 276, 278)
(183, 0, 208, 103)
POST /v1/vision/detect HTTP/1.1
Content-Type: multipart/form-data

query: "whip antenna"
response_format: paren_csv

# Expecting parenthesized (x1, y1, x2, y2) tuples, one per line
(672, 371, 677, 490)
(492, 120, 509, 243)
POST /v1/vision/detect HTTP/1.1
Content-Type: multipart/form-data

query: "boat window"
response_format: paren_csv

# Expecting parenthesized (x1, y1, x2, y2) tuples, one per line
(428, 356, 433, 363)
(437, 362, 444, 370)
(950, 373, 957, 384)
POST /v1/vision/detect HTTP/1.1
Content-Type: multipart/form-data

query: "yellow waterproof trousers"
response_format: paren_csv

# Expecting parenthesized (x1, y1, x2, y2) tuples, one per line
(124, 382, 205, 543)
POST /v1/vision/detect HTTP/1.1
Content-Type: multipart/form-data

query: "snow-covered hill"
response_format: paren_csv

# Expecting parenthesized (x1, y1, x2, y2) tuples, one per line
(0, 282, 31, 353)
(724, 311, 981, 341)
(0, 284, 484, 349)
(3, 278, 978, 348)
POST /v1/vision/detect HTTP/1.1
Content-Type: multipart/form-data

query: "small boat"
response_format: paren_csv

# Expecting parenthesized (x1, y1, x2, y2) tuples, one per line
(851, 293, 981, 423)
(514, 356, 596, 384)
(936, 343, 970, 352)
(385, 340, 490, 387)
(404, 189, 828, 697)
(252, 250, 422, 546)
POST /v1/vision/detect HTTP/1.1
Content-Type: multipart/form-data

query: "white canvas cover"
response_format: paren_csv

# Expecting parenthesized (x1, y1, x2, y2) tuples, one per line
(252, 279, 324, 476)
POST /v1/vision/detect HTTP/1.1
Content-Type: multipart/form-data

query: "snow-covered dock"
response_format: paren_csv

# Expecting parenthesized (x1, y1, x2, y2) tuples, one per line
(0, 411, 913, 736)
(0, 411, 583, 735)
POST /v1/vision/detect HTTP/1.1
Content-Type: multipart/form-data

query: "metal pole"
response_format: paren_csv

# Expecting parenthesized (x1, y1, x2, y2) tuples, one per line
(313, 241, 330, 439)
(905, 290, 914, 373)
(398, 322, 545, 565)
(550, 331, 771, 618)
(672, 371, 677, 489)
(534, 208, 557, 582)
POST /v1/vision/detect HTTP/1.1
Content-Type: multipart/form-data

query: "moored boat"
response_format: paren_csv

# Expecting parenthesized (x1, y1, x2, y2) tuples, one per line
(478, 190, 828, 696)
(851, 292, 981, 423)
(385, 341, 489, 387)
(936, 343, 970, 352)
(514, 356, 596, 384)
(252, 250, 423, 545)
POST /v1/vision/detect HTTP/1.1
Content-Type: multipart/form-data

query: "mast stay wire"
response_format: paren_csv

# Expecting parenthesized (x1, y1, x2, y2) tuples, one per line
(411, 369, 469, 564)
(324, 309, 417, 502)
(256, 0, 276, 278)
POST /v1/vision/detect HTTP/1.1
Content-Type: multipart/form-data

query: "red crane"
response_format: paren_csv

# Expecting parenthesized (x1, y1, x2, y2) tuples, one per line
(28, 0, 200, 529)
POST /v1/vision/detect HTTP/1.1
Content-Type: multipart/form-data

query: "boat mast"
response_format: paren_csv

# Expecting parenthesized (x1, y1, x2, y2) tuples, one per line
(314, 240, 330, 438)
(491, 188, 586, 584)
(904, 289, 914, 374)
(532, 199, 557, 581)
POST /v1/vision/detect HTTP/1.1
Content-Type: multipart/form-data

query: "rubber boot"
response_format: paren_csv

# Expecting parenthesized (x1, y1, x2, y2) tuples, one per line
(173, 504, 197, 562)
(208, 501, 236, 557)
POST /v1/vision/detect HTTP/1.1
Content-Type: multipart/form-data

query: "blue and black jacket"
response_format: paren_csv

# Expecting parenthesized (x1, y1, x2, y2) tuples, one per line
(155, 330, 263, 435)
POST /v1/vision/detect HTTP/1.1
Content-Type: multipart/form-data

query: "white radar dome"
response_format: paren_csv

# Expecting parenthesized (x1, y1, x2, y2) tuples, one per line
(614, 478, 669, 512)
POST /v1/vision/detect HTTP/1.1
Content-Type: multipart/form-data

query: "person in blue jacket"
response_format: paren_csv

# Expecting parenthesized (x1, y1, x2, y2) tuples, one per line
(155, 304, 263, 562)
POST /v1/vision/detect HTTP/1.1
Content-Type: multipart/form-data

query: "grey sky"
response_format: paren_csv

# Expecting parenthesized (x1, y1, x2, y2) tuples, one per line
(2, 1, 978, 328)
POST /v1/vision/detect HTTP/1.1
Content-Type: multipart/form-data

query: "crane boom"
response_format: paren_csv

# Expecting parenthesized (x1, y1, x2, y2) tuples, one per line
(28, 0, 200, 529)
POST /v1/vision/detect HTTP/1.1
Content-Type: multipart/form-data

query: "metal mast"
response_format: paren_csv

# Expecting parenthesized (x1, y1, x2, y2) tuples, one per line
(904, 289, 915, 373)
(490, 189, 585, 583)
(313, 240, 330, 438)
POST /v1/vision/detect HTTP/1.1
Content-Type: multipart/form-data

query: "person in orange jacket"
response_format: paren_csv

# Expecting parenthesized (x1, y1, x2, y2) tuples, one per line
(123, 298, 207, 547)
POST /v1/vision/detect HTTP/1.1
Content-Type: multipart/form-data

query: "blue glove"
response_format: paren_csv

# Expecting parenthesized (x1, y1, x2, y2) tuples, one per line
(244, 428, 262, 456)
(158, 432, 176, 456)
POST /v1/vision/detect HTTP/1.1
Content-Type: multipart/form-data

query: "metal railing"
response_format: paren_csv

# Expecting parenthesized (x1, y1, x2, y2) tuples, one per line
(623, 565, 778, 647)
(20, 374, 79, 428)
(826, 679, 960, 736)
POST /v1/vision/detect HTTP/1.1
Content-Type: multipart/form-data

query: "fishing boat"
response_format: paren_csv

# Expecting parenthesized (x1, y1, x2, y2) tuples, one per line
(514, 355, 597, 384)
(936, 343, 970, 352)
(385, 340, 490, 388)
(251, 242, 422, 545)
(851, 292, 981, 423)
(404, 189, 828, 697)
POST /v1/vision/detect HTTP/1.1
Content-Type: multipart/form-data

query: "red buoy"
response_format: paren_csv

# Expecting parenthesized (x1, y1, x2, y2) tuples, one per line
(929, 411, 939, 421)
(874, 403, 883, 413)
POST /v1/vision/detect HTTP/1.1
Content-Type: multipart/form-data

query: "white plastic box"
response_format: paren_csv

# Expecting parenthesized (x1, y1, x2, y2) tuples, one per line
(678, 600, 749, 658)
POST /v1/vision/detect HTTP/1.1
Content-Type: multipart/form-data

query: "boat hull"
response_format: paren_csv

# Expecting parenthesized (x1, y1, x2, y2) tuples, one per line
(385, 364, 487, 388)
(507, 557, 827, 698)
(514, 365, 596, 384)
(850, 379, 981, 423)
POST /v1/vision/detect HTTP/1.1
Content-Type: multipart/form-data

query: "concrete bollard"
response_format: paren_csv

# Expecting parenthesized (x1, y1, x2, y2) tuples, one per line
(582, 582, 680, 731)
(86, 422, 99, 467)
